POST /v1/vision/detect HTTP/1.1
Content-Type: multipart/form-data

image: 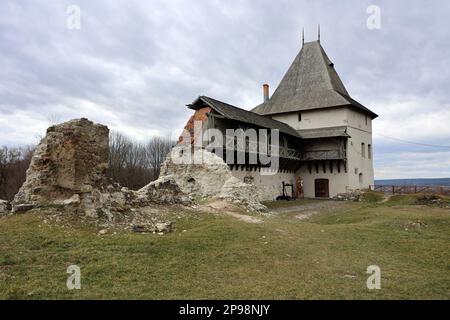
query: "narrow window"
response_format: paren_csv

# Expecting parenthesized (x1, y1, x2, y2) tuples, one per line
(298, 113, 302, 122)
(365, 116, 368, 126)
(368, 144, 372, 159)
(361, 143, 365, 158)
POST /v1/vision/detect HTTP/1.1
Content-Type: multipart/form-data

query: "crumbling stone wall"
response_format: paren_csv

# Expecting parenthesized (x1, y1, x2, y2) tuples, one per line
(12, 118, 111, 212)
(139, 145, 267, 211)
(159, 145, 234, 196)
(10, 118, 266, 216)
(178, 107, 211, 145)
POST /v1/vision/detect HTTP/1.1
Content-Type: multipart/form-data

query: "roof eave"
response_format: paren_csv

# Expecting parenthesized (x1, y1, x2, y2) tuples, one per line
(187, 95, 301, 139)
(257, 102, 378, 119)
(186, 96, 205, 110)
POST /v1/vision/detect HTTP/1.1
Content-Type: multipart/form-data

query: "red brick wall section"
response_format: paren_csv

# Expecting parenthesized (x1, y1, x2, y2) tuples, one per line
(178, 107, 211, 145)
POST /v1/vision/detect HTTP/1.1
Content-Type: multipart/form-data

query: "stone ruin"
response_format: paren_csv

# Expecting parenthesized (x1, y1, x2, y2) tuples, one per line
(0, 200, 10, 217)
(2, 118, 266, 220)
(12, 118, 109, 208)
(138, 145, 266, 212)
(10, 118, 134, 219)
(332, 190, 362, 202)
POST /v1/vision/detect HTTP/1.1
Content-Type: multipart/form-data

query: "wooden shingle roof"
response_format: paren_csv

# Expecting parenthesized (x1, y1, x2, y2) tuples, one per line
(188, 96, 301, 138)
(251, 41, 378, 119)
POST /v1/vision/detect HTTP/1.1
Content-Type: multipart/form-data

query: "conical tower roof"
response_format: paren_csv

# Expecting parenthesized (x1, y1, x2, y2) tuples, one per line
(252, 41, 377, 118)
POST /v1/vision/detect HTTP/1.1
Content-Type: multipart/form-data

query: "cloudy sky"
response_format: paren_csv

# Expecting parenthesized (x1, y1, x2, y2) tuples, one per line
(1, 0, 449, 179)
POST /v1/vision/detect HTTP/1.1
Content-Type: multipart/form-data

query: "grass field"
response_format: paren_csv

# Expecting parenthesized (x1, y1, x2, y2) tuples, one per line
(0, 194, 449, 300)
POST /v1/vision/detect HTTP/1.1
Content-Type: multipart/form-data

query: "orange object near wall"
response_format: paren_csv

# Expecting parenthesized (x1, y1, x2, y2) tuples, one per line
(296, 176, 304, 198)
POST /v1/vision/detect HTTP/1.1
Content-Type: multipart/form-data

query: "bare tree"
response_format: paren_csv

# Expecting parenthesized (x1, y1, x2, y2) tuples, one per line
(0, 146, 34, 201)
(108, 132, 174, 190)
(145, 136, 175, 179)
(0, 130, 175, 199)
(46, 113, 61, 126)
(108, 131, 132, 180)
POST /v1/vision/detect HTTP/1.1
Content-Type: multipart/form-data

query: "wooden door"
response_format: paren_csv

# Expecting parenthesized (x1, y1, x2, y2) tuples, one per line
(315, 179, 329, 198)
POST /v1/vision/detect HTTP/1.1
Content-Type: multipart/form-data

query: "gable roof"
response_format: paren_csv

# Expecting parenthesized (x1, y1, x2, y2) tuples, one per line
(251, 41, 378, 119)
(188, 96, 301, 138)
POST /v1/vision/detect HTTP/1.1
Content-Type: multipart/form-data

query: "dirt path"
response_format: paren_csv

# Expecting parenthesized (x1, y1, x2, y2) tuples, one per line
(271, 200, 347, 220)
(199, 199, 348, 223)
(199, 200, 263, 224)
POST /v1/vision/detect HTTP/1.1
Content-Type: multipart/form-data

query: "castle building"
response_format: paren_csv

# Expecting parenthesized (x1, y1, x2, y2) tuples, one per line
(181, 40, 378, 200)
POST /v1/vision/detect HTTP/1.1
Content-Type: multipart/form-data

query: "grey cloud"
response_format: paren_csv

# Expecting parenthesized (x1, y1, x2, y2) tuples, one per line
(0, 0, 449, 178)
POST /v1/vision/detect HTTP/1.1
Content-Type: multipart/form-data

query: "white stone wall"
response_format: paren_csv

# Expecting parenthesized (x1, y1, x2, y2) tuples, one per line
(345, 109, 374, 190)
(296, 164, 350, 198)
(270, 108, 348, 130)
(269, 107, 375, 197)
(346, 108, 372, 132)
(346, 127, 374, 190)
(230, 167, 296, 201)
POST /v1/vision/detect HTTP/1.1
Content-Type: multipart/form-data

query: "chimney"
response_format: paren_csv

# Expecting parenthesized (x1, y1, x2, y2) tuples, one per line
(263, 84, 269, 102)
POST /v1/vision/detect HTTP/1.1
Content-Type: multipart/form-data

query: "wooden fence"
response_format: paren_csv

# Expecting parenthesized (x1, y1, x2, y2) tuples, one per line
(369, 185, 450, 195)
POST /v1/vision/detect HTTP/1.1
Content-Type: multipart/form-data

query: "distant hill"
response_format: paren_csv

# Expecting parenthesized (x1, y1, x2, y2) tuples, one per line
(375, 178, 450, 186)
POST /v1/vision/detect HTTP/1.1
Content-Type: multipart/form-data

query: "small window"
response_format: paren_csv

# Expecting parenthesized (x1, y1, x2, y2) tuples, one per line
(368, 144, 372, 159)
(361, 143, 365, 158)
(298, 113, 302, 122)
(365, 116, 368, 126)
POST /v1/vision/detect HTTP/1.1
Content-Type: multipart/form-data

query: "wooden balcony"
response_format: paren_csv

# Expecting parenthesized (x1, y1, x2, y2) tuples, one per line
(279, 147, 302, 160)
(301, 149, 346, 161)
(221, 141, 302, 160)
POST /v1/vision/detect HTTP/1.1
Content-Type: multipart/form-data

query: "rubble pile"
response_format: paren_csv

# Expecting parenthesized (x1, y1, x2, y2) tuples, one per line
(333, 190, 362, 202)
(141, 145, 267, 212)
(136, 175, 192, 206)
(0, 200, 10, 217)
(7, 118, 267, 231)
(404, 219, 428, 231)
(415, 194, 450, 208)
(217, 177, 267, 212)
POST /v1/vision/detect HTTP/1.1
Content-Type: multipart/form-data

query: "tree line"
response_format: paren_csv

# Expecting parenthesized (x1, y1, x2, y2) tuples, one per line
(0, 146, 34, 201)
(108, 132, 175, 190)
(0, 132, 175, 201)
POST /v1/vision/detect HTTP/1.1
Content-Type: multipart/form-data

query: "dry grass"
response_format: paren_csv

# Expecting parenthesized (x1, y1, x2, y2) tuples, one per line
(0, 197, 449, 300)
